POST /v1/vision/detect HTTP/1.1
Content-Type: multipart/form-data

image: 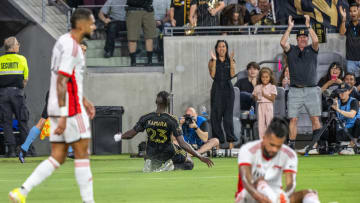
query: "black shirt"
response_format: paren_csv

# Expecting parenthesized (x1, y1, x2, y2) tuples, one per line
(234, 77, 254, 93)
(190, 0, 223, 26)
(133, 112, 182, 146)
(340, 98, 359, 113)
(345, 21, 360, 61)
(317, 77, 339, 91)
(350, 89, 360, 101)
(286, 45, 318, 87)
(214, 59, 232, 82)
(171, 0, 191, 26)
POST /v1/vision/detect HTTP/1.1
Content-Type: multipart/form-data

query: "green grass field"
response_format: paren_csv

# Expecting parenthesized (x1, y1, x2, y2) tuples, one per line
(1, 155, 359, 203)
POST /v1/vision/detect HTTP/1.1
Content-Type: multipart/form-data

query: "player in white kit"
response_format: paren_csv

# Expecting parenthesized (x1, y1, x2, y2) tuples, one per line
(9, 8, 96, 203)
(235, 117, 320, 203)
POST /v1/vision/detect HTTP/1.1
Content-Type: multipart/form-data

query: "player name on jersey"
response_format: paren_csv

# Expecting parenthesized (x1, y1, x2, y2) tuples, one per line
(147, 120, 168, 127)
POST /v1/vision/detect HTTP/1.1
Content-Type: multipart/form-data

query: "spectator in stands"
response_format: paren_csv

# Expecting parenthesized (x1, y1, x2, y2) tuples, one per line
(277, 65, 290, 111)
(170, 0, 191, 27)
(344, 72, 360, 102)
(223, 0, 237, 5)
(99, 0, 127, 58)
(340, 3, 360, 76)
(208, 40, 238, 148)
(318, 62, 345, 111)
(252, 67, 277, 139)
(176, 107, 219, 155)
(221, 4, 250, 26)
(189, 0, 225, 26)
(153, 0, 171, 62)
(278, 65, 290, 90)
(234, 61, 259, 111)
(330, 83, 360, 155)
(126, 0, 157, 66)
(318, 62, 344, 92)
(280, 15, 321, 154)
(0, 36, 29, 157)
(245, 0, 259, 13)
(250, 0, 274, 25)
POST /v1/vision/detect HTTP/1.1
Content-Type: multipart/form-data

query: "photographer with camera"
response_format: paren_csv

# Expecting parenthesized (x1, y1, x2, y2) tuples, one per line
(329, 83, 360, 155)
(177, 107, 219, 155)
(344, 72, 360, 103)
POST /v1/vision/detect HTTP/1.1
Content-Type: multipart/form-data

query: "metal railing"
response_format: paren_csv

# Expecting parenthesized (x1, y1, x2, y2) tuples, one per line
(164, 25, 310, 36)
(41, 0, 73, 30)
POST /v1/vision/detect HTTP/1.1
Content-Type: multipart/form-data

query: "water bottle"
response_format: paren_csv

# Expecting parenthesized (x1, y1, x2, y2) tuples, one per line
(200, 105, 208, 117)
(249, 106, 255, 116)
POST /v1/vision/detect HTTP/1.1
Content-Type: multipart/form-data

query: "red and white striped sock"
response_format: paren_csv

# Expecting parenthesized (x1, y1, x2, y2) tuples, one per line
(21, 156, 60, 195)
(75, 159, 94, 203)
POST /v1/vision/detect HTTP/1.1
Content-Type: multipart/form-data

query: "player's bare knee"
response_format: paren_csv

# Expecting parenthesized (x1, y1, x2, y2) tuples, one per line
(74, 149, 89, 159)
(290, 118, 298, 123)
(212, 138, 220, 147)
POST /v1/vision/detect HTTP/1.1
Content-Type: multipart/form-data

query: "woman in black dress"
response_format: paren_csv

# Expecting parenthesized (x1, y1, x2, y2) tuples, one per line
(208, 40, 237, 148)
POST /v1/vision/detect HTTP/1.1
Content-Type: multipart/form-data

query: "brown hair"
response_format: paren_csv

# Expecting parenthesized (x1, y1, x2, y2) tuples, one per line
(257, 67, 276, 85)
(278, 65, 289, 86)
(246, 61, 260, 70)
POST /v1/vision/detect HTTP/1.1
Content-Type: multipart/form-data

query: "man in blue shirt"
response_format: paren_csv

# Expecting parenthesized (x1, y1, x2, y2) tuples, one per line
(177, 107, 219, 155)
(331, 83, 360, 155)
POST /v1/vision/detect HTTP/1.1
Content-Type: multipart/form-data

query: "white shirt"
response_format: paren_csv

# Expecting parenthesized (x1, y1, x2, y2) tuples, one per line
(48, 33, 85, 117)
(236, 140, 298, 195)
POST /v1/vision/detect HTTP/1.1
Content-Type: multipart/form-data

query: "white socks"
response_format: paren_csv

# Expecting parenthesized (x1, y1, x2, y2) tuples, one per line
(303, 192, 320, 203)
(75, 159, 94, 203)
(21, 156, 60, 195)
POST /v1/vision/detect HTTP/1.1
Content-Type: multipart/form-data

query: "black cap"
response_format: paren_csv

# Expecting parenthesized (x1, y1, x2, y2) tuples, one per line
(337, 83, 352, 93)
(296, 29, 309, 37)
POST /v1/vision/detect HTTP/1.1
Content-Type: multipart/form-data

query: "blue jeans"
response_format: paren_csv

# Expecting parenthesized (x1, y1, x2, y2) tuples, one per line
(347, 60, 360, 77)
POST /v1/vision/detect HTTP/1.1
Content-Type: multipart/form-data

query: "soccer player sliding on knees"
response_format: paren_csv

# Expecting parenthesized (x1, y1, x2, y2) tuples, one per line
(114, 91, 213, 172)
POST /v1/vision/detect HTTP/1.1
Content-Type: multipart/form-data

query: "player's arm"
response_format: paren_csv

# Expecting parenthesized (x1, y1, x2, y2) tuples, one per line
(284, 172, 296, 198)
(83, 97, 95, 119)
(239, 165, 271, 203)
(114, 116, 147, 141)
(175, 135, 214, 167)
(54, 74, 70, 135)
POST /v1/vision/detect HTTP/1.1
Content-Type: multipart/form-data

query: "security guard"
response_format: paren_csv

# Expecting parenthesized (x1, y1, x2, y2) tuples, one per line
(0, 36, 29, 157)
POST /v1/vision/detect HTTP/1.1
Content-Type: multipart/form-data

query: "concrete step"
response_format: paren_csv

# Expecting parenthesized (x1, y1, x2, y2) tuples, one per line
(86, 48, 128, 58)
(86, 56, 161, 67)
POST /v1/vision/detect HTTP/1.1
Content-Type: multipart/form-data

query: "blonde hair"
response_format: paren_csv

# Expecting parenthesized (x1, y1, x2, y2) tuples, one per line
(4, 37, 17, 51)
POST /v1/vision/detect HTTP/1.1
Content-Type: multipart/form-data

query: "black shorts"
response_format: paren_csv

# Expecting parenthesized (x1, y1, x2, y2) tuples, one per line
(41, 91, 49, 119)
(146, 142, 176, 162)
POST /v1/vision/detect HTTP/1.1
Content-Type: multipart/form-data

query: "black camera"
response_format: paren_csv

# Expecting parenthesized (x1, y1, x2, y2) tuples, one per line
(183, 114, 195, 127)
(324, 89, 340, 106)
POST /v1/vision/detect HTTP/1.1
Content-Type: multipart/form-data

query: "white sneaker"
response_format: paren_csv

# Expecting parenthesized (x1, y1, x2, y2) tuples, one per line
(339, 148, 355, 155)
(308, 148, 319, 155)
(296, 146, 319, 155)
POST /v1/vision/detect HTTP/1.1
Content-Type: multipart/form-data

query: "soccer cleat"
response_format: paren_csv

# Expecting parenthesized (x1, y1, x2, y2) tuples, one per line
(9, 188, 26, 203)
(155, 160, 174, 172)
(18, 149, 26, 163)
(339, 148, 355, 155)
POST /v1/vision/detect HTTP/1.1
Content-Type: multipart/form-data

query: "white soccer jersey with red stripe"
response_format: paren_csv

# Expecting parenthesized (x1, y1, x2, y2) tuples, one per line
(236, 140, 298, 196)
(48, 33, 85, 117)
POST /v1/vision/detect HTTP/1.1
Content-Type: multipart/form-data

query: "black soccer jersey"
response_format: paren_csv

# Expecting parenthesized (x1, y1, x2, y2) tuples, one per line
(133, 112, 182, 145)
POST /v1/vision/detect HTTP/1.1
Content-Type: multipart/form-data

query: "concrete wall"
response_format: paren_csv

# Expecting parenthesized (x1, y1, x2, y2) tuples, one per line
(85, 33, 346, 154)
(16, 23, 55, 155)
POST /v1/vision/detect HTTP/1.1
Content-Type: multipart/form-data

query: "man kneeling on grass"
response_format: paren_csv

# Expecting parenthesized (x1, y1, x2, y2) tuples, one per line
(235, 117, 320, 203)
(114, 91, 213, 172)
